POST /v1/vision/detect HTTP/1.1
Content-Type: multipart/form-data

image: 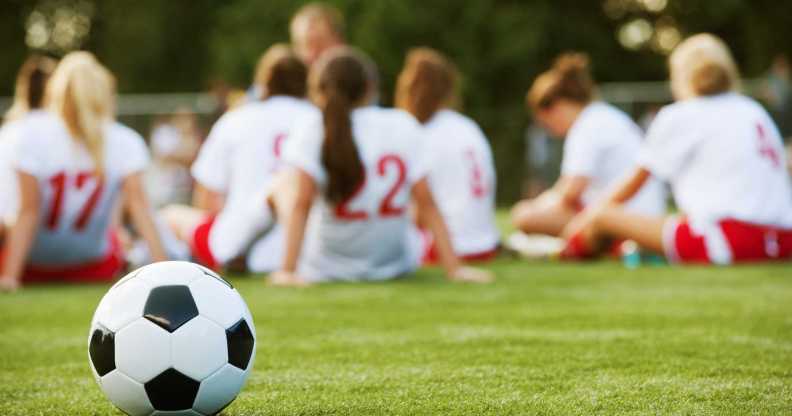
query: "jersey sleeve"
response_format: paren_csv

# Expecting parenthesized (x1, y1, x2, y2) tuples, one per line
(191, 117, 234, 192)
(115, 124, 151, 178)
(12, 124, 47, 177)
(637, 106, 698, 181)
(282, 114, 326, 185)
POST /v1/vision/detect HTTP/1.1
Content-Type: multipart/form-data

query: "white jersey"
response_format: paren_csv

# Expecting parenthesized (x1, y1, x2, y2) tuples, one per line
(638, 93, 792, 229)
(191, 96, 316, 272)
(12, 112, 149, 266)
(421, 110, 499, 255)
(0, 116, 27, 224)
(562, 102, 666, 215)
(283, 107, 429, 282)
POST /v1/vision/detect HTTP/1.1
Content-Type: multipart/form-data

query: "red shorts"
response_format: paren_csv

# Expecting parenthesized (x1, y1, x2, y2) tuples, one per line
(665, 217, 792, 264)
(1, 232, 125, 284)
(419, 230, 499, 264)
(191, 215, 219, 271)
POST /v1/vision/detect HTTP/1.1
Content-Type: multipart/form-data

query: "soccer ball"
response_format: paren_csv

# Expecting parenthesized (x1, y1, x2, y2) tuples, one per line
(88, 261, 256, 416)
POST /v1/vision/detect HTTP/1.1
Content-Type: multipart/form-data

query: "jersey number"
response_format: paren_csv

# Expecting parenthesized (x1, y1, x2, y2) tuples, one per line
(756, 123, 781, 169)
(273, 133, 287, 158)
(336, 154, 407, 220)
(47, 172, 104, 231)
(466, 148, 487, 199)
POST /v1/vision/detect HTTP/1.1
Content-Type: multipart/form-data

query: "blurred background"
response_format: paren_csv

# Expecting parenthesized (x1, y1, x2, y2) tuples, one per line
(1, 0, 791, 204)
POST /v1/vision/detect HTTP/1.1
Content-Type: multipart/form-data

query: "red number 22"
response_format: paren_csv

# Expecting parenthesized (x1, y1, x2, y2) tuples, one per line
(335, 154, 407, 220)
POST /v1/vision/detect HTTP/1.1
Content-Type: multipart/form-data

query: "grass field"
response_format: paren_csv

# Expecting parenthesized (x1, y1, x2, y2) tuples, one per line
(2, 224, 792, 414)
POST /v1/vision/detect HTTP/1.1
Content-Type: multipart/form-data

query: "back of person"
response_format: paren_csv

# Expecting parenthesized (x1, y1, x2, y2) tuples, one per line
(192, 96, 315, 271)
(423, 109, 499, 256)
(285, 107, 427, 280)
(642, 93, 792, 228)
(1, 56, 57, 227)
(13, 112, 148, 266)
(202, 97, 315, 214)
(0, 120, 24, 224)
(564, 102, 666, 215)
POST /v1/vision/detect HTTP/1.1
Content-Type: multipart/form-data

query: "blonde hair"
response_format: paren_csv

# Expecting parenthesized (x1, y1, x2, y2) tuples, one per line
(669, 33, 740, 100)
(527, 52, 594, 112)
(46, 51, 115, 176)
(4, 55, 57, 124)
(395, 47, 460, 124)
(290, 3, 345, 40)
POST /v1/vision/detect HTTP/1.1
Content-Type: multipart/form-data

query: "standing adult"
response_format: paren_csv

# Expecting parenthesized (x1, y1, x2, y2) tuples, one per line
(290, 2, 379, 103)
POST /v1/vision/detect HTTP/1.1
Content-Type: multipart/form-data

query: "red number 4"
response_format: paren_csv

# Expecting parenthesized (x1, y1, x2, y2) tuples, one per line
(335, 154, 407, 220)
(466, 148, 487, 199)
(47, 171, 104, 231)
(756, 123, 781, 169)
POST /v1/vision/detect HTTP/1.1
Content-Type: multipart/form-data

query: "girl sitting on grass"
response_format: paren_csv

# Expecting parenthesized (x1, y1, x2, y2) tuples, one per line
(0, 52, 166, 292)
(561, 34, 792, 264)
(511, 53, 666, 239)
(0, 55, 57, 251)
(242, 48, 493, 285)
(395, 47, 500, 263)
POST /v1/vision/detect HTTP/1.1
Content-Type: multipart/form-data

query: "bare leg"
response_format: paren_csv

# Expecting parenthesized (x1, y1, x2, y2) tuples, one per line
(588, 205, 667, 254)
(511, 192, 577, 237)
(160, 205, 209, 243)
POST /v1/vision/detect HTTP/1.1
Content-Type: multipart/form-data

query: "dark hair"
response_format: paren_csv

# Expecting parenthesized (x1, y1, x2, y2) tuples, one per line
(310, 48, 369, 204)
(395, 47, 459, 124)
(255, 44, 308, 99)
(5, 55, 57, 122)
(527, 52, 594, 111)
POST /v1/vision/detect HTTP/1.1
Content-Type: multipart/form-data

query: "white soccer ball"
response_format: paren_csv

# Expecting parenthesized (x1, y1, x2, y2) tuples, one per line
(88, 261, 256, 416)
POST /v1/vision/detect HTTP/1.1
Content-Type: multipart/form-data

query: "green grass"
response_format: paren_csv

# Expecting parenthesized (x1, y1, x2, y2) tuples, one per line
(2, 218, 792, 414)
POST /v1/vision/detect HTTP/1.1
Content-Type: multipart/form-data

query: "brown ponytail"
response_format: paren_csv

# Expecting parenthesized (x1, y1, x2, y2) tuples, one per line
(395, 48, 459, 124)
(527, 52, 594, 111)
(4, 55, 57, 123)
(310, 48, 369, 204)
(254, 44, 308, 99)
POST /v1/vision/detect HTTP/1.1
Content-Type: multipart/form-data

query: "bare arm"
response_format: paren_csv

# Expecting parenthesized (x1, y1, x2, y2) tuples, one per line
(556, 175, 590, 209)
(411, 178, 461, 276)
(604, 167, 651, 205)
(123, 173, 168, 262)
(412, 178, 493, 283)
(280, 170, 316, 274)
(561, 167, 651, 240)
(0, 172, 41, 289)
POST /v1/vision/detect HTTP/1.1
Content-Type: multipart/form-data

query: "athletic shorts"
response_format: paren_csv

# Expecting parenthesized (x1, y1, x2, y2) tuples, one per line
(1, 232, 125, 284)
(417, 229, 498, 264)
(664, 217, 792, 264)
(191, 215, 219, 271)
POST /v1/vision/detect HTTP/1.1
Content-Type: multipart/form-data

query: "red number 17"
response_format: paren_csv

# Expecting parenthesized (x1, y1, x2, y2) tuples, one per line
(46, 171, 104, 231)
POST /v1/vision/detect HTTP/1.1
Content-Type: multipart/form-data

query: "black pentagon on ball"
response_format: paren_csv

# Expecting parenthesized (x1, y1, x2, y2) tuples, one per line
(144, 368, 200, 411)
(226, 319, 255, 370)
(143, 285, 199, 333)
(89, 325, 115, 377)
(202, 268, 233, 289)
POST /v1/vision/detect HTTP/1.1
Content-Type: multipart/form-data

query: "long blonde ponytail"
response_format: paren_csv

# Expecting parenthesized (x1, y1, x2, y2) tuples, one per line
(46, 51, 115, 176)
